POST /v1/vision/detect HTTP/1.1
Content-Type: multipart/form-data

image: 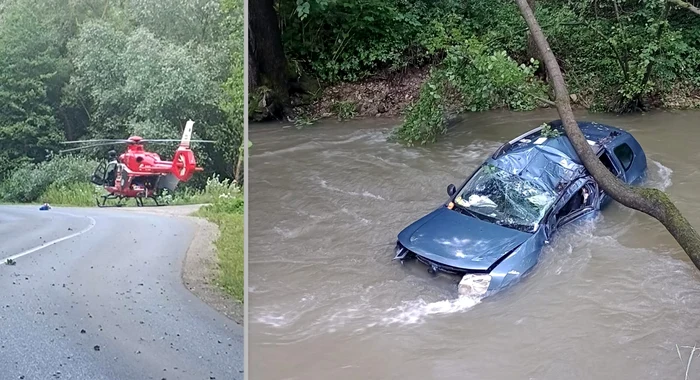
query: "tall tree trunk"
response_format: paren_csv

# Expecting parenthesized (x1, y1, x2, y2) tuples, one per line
(514, 0, 700, 270)
(526, 0, 546, 81)
(525, 0, 538, 61)
(248, 25, 259, 90)
(249, 0, 292, 118)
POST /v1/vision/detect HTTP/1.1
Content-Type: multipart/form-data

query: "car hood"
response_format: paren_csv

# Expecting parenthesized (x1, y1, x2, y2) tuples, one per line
(398, 207, 532, 271)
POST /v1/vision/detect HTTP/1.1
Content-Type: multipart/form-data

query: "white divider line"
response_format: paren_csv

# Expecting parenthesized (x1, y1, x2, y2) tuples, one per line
(1, 211, 97, 265)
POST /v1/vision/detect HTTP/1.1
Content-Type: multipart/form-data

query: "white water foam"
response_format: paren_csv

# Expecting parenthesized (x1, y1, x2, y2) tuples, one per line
(449, 140, 503, 163)
(273, 226, 297, 238)
(256, 314, 291, 328)
(322, 130, 390, 146)
(319, 179, 386, 200)
(651, 160, 673, 191)
(252, 141, 322, 158)
(378, 295, 482, 326)
(255, 294, 482, 331)
(340, 208, 372, 225)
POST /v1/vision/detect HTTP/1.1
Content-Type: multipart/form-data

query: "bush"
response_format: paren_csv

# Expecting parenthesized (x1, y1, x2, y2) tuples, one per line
(281, 0, 700, 114)
(166, 174, 240, 205)
(40, 182, 102, 206)
(393, 77, 446, 146)
(201, 195, 243, 214)
(394, 38, 546, 145)
(0, 155, 98, 203)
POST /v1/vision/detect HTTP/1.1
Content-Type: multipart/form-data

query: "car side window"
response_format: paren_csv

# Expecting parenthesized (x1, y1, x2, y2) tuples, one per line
(614, 143, 634, 171)
(599, 152, 619, 176)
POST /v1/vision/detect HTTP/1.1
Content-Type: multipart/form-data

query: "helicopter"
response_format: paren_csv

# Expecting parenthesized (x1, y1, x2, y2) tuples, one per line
(60, 120, 214, 207)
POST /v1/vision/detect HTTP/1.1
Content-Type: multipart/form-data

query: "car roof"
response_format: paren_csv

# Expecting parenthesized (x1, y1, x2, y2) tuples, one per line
(485, 120, 629, 192)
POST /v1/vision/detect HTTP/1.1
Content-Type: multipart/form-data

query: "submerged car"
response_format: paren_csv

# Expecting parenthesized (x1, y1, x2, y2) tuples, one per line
(394, 120, 647, 297)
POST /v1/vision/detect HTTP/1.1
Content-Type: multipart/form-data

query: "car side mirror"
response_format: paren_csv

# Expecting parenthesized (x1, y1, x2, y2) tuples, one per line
(447, 184, 456, 197)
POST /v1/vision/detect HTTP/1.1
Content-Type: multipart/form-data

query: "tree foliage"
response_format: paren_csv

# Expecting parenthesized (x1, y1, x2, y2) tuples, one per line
(0, 0, 244, 197)
(274, 0, 700, 140)
(0, 0, 68, 177)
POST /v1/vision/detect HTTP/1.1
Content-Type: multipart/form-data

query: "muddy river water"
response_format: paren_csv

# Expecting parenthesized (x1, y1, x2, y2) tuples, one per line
(249, 109, 700, 380)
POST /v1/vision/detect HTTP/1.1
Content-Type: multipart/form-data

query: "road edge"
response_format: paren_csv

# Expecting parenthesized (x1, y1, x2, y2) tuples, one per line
(180, 215, 244, 325)
(113, 205, 244, 325)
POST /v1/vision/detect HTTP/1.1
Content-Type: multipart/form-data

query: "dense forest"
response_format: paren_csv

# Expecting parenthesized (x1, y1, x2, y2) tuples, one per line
(250, 0, 700, 143)
(0, 0, 244, 203)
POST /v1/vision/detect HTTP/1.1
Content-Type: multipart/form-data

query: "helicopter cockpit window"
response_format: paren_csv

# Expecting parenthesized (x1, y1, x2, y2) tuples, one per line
(91, 162, 107, 186)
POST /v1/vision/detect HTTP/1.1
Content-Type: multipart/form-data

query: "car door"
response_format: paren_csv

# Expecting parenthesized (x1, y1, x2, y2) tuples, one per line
(545, 178, 598, 240)
(597, 148, 624, 205)
(611, 138, 646, 184)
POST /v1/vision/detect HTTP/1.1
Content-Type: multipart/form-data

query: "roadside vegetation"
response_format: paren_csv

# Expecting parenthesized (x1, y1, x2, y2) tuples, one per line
(250, 0, 700, 142)
(196, 193, 244, 301)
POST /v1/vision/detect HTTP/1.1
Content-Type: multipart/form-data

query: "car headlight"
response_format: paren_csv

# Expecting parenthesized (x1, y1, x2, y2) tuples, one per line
(458, 273, 491, 297)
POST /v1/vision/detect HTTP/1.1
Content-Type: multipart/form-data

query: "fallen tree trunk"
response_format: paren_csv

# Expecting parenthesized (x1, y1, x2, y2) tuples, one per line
(514, 0, 700, 270)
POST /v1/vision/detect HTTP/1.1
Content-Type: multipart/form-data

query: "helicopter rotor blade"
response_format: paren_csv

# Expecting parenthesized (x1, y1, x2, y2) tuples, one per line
(139, 139, 217, 144)
(60, 139, 129, 144)
(59, 142, 122, 153)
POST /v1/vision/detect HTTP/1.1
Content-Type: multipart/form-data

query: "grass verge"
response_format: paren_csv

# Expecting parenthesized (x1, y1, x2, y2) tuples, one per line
(196, 196, 244, 302)
(1, 174, 238, 208)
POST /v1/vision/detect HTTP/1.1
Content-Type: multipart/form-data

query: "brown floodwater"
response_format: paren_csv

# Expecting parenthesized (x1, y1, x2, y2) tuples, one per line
(249, 109, 700, 380)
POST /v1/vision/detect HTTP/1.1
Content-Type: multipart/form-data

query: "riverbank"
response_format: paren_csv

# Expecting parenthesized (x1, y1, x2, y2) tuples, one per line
(288, 67, 700, 123)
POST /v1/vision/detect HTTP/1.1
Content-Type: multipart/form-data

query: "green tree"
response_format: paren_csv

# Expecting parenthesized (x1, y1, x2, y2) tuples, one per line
(0, 0, 69, 178)
(64, 21, 231, 181)
(220, 0, 245, 182)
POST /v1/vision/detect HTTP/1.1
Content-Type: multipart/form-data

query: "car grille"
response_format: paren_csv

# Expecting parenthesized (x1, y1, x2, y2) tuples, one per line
(396, 242, 479, 275)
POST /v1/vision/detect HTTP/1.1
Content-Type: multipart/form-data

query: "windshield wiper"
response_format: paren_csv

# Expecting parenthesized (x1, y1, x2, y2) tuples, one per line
(496, 220, 533, 233)
(452, 204, 482, 220)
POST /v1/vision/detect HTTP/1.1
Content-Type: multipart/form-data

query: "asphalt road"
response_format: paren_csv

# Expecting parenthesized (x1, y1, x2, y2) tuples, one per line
(0, 205, 243, 380)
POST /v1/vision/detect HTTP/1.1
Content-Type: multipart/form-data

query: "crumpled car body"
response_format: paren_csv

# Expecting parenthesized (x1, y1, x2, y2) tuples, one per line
(395, 120, 647, 297)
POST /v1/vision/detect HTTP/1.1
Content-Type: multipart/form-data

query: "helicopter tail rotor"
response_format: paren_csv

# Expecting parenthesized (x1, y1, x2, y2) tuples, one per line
(171, 146, 202, 181)
(168, 120, 206, 181)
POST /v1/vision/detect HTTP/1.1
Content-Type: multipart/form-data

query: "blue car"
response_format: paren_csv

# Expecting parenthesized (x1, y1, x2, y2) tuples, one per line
(394, 120, 647, 297)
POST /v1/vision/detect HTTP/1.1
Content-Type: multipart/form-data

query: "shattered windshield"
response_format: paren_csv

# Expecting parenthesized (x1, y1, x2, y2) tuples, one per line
(454, 163, 556, 231)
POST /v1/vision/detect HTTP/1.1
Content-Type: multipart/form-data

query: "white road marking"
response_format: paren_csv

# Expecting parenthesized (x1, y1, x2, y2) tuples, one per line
(0, 212, 97, 264)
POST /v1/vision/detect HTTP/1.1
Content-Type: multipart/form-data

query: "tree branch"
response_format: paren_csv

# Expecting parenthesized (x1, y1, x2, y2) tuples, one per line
(668, 0, 700, 16)
(514, 0, 700, 270)
(509, 86, 557, 107)
(581, 19, 629, 81)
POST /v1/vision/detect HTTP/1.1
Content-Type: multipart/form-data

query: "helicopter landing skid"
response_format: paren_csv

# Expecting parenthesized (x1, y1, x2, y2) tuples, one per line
(95, 194, 168, 208)
(96, 194, 127, 208)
